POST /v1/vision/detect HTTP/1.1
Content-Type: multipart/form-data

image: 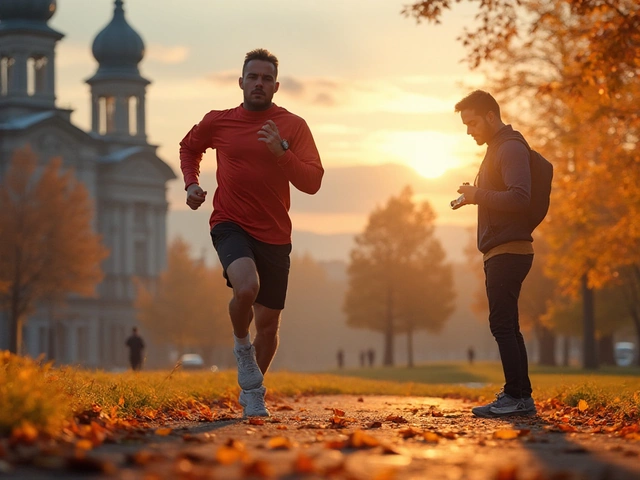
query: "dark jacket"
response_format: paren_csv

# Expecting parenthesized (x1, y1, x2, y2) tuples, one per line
(474, 125, 533, 254)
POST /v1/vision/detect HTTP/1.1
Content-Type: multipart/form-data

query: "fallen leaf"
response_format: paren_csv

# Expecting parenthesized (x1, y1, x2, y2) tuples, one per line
(578, 399, 589, 412)
(154, 428, 172, 436)
(293, 452, 317, 473)
(493, 429, 520, 440)
(268, 436, 295, 450)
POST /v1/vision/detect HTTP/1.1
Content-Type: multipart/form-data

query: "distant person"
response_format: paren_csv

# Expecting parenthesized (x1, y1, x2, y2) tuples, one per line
(367, 348, 375, 367)
(452, 90, 537, 418)
(467, 346, 475, 365)
(359, 350, 366, 368)
(179, 48, 323, 417)
(125, 327, 145, 371)
(337, 349, 345, 369)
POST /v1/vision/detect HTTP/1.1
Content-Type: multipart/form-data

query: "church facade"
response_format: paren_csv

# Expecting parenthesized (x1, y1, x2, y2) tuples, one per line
(0, 0, 175, 368)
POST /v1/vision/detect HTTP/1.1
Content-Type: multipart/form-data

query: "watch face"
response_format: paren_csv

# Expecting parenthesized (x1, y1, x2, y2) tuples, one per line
(281, 139, 289, 151)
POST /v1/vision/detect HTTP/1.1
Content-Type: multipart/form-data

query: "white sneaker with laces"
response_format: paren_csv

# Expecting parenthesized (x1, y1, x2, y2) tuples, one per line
(234, 345, 263, 390)
(239, 386, 270, 417)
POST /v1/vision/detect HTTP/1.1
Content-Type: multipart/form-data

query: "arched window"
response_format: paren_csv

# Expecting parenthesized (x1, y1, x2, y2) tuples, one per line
(99, 96, 116, 135)
(27, 56, 48, 96)
(1, 56, 14, 96)
(128, 96, 138, 135)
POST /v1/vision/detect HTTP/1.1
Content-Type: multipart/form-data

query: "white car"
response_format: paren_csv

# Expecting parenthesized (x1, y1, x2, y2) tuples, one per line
(179, 353, 205, 370)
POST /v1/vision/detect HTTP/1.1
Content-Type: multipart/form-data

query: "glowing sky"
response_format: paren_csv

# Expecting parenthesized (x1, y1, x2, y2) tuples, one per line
(49, 0, 490, 233)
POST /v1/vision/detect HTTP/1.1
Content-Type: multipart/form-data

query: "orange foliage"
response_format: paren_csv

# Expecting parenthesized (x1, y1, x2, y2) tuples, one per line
(0, 146, 108, 353)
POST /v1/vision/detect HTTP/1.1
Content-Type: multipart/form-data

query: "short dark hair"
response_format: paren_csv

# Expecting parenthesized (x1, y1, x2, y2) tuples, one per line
(242, 48, 279, 78)
(454, 90, 501, 119)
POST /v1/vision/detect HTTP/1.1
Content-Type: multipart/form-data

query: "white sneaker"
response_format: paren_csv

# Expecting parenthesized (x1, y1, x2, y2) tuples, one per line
(234, 345, 263, 390)
(239, 386, 270, 417)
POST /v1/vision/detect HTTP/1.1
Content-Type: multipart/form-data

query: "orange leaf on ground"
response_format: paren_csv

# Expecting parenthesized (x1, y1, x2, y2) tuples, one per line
(333, 408, 346, 417)
(215, 439, 247, 465)
(268, 436, 295, 450)
(248, 418, 265, 425)
(75, 439, 94, 451)
(348, 429, 381, 448)
(10, 422, 38, 445)
(293, 452, 317, 474)
(423, 432, 440, 443)
(385, 415, 408, 424)
(493, 429, 520, 440)
(243, 459, 274, 478)
(154, 428, 172, 436)
(578, 399, 589, 412)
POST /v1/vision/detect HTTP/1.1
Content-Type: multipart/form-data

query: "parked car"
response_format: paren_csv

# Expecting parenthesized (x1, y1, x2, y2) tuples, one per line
(614, 342, 636, 367)
(179, 353, 205, 370)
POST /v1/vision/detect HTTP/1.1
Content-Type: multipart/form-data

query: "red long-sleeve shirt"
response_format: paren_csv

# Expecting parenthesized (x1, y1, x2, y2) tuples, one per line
(179, 104, 323, 245)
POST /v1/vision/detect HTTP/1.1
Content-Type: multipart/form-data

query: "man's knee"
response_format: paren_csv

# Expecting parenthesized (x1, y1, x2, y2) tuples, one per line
(234, 281, 259, 304)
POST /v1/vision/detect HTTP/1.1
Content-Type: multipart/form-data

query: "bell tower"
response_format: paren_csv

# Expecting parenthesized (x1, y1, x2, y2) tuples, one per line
(86, 0, 149, 145)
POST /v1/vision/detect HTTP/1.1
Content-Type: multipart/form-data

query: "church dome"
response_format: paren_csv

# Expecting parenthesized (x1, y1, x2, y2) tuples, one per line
(0, 0, 56, 23)
(91, 0, 144, 75)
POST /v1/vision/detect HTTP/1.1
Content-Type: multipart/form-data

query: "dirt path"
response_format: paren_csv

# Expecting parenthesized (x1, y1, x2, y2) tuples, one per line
(3, 395, 640, 479)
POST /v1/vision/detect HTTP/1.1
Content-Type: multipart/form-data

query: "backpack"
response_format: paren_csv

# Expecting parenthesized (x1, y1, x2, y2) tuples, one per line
(490, 137, 554, 231)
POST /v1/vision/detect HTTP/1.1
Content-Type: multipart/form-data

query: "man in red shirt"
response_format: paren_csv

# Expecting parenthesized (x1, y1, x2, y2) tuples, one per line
(179, 49, 323, 417)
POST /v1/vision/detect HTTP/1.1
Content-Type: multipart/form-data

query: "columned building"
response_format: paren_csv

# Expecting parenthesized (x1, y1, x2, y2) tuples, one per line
(0, 0, 175, 368)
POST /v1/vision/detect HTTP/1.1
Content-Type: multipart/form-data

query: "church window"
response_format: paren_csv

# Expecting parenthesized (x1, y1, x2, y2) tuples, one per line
(99, 96, 116, 134)
(1, 56, 14, 96)
(128, 96, 138, 135)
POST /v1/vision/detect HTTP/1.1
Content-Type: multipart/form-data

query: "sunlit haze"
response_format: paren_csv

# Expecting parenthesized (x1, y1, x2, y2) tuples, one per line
(50, 0, 488, 237)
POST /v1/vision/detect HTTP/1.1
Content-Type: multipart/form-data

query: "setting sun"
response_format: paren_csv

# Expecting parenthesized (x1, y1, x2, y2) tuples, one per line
(377, 131, 463, 179)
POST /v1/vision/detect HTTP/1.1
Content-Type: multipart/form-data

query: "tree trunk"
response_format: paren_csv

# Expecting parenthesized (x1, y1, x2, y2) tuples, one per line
(562, 336, 570, 367)
(582, 275, 598, 370)
(9, 288, 24, 355)
(597, 334, 615, 366)
(383, 287, 394, 366)
(407, 329, 414, 368)
(9, 313, 24, 355)
(537, 324, 557, 366)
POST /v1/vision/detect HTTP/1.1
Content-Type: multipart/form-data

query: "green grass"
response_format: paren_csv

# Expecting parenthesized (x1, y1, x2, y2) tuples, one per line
(2, 353, 639, 437)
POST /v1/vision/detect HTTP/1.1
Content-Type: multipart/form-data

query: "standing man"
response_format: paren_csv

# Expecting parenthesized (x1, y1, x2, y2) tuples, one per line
(453, 90, 536, 418)
(179, 49, 324, 417)
(125, 327, 145, 371)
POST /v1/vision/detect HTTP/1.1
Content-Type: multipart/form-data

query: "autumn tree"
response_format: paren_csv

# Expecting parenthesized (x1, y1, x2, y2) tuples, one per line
(0, 146, 108, 354)
(135, 237, 230, 360)
(343, 186, 455, 367)
(403, 0, 639, 96)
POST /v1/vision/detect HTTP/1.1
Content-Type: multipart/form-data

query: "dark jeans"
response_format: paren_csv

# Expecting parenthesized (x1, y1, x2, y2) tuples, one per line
(484, 253, 534, 399)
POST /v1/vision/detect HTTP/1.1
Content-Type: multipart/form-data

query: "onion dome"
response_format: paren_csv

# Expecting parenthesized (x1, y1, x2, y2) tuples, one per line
(0, 0, 56, 23)
(91, 0, 145, 78)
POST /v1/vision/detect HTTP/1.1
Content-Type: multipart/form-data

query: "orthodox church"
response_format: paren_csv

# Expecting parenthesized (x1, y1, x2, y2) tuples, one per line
(0, 0, 175, 367)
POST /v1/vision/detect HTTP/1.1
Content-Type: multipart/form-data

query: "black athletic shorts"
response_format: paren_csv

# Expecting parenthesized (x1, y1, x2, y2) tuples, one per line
(210, 222, 292, 310)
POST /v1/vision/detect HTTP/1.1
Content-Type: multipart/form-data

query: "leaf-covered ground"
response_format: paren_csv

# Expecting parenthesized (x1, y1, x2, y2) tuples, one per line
(2, 393, 640, 479)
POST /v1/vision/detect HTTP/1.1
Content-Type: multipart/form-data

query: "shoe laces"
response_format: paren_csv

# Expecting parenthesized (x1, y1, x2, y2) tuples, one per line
(245, 388, 267, 409)
(237, 347, 260, 372)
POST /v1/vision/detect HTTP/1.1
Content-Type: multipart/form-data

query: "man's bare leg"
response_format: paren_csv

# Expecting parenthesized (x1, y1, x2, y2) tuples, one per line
(226, 257, 259, 337)
(253, 304, 282, 374)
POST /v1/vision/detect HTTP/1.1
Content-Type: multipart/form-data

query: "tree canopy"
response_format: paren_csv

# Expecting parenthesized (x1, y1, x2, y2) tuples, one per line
(344, 186, 455, 366)
(0, 146, 108, 354)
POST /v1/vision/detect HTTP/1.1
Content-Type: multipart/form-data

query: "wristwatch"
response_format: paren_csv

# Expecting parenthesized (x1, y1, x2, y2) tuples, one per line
(281, 139, 289, 151)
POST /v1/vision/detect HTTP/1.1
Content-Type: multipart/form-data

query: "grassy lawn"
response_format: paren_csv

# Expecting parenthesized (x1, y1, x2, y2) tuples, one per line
(2, 352, 639, 436)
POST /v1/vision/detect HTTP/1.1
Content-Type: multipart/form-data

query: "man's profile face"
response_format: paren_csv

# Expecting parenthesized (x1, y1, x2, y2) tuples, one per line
(239, 60, 279, 111)
(460, 109, 493, 145)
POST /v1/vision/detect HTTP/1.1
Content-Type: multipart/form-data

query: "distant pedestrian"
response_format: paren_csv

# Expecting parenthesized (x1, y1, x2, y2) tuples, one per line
(467, 346, 475, 365)
(359, 351, 366, 368)
(125, 327, 145, 371)
(337, 349, 345, 369)
(367, 348, 375, 367)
